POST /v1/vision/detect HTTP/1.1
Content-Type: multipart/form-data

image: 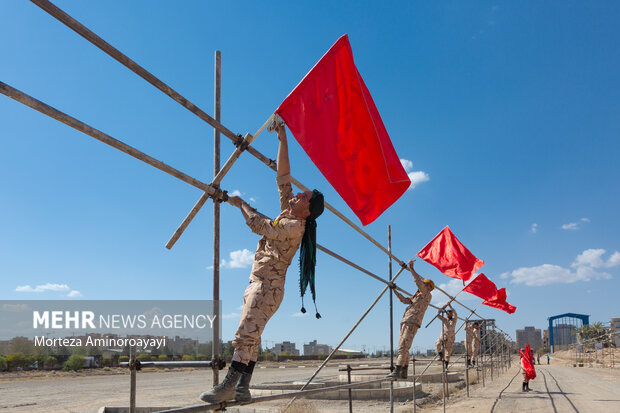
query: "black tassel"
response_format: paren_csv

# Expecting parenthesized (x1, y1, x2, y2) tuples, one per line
(301, 306, 306, 314)
(315, 312, 321, 319)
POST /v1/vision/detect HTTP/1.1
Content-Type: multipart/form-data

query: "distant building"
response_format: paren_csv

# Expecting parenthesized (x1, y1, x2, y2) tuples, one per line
(452, 341, 466, 354)
(543, 329, 549, 348)
(548, 313, 589, 352)
(516, 326, 543, 351)
(271, 341, 299, 356)
(426, 349, 435, 357)
(611, 318, 620, 347)
(303, 340, 331, 356)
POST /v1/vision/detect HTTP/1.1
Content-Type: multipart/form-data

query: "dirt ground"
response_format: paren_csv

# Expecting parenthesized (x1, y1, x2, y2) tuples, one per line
(0, 357, 618, 412)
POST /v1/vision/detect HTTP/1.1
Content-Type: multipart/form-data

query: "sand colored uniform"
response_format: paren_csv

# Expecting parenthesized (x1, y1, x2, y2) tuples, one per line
(393, 274, 433, 366)
(465, 325, 481, 362)
(232, 174, 305, 365)
(435, 308, 458, 362)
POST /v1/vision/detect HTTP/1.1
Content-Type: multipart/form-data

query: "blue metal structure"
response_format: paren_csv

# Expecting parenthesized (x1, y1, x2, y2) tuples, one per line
(548, 313, 589, 353)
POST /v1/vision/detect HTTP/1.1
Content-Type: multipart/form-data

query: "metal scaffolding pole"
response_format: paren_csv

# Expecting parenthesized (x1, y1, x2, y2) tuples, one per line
(212, 50, 221, 387)
(388, 225, 394, 413)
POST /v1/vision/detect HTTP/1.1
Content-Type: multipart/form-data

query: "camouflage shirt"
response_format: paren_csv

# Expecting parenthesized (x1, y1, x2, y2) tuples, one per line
(465, 325, 481, 344)
(244, 173, 306, 287)
(393, 271, 433, 326)
(438, 308, 458, 339)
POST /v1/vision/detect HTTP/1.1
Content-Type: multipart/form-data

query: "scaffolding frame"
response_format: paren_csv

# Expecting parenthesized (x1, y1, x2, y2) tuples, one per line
(1, 1, 516, 411)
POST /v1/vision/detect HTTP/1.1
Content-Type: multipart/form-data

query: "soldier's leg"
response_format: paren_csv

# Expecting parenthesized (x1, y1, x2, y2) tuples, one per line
(444, 338, 454, 362)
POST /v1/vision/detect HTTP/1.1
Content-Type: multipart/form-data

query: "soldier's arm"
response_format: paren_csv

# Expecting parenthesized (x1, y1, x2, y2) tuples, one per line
(408, 260, 427, 291)
(392, 287, 411, 305)
(449, 304, 457, 320)
(275, 125, 294, 211)
(235, 198, 302, 240)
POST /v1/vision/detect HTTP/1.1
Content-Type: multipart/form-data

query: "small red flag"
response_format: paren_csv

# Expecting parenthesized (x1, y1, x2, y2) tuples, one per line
(417, 226, 484, 284)
(482, 288, 517, 314)
(275, 34, 411, 226)
(463, 273, 497, 301)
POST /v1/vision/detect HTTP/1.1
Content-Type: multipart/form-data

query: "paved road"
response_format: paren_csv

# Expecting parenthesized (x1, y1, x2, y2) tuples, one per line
(425, 363, 619, 413)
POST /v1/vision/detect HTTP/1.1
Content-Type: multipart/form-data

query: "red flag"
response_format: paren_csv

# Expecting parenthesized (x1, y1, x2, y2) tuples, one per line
(463, 273, 497, 301)
(417, 226, 484, 284)
(482, 288, 517, 314)
(519, 344, 536, 380)
(275, 35, 411, 225)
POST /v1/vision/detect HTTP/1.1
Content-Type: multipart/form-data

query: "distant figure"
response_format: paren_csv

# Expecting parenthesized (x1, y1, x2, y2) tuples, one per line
(537, 354, 540, 365)
(465, 321, 481, 366)
(435, 303, 457, 370)
(520, 346, 536, 392)
(547, 354, 550, 364)
(387, 260, 434, 380)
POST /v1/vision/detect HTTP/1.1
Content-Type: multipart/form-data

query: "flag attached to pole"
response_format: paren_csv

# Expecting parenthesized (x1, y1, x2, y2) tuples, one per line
(417, 226, 484, 284)
(463, 273, 497, 301)
(275, 34, 411, 226)
(482, 288, 517, 314)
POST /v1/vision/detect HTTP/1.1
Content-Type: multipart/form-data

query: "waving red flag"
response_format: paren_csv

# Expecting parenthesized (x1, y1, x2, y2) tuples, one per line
(463, 273, 497, 301)
(275, 35, 411, 225)
(417, 226, 484, 284)
(519, 344, 536, 380)
(482, 288, 517, 314)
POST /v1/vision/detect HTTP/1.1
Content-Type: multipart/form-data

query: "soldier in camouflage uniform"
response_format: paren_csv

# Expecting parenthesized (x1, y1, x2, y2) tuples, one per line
(387, 260, 435, 380)
(435, 303, 457, 369)
(200, 121, 324, 404)
(465, 321, 481, 366)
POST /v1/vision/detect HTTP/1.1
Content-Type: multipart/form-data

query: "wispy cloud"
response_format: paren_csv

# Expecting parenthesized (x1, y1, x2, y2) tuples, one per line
(292, 312, 309, 318)
(67, 290, 82, 297)
(431, 278, 474, 306)
(502, 248, 618, 287)
(15, 283, 70, 293)
(561, 217, 590, 231)
(400, 159, 429, 190)
(230, 189, 242, 197)
(222, 313, 240, 320)
(530, 223, 538, 233)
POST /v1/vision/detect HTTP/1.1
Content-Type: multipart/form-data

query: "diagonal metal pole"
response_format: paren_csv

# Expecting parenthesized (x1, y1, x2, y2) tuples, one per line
(283, 265, 409, 412)
(0, 81, 222, 197)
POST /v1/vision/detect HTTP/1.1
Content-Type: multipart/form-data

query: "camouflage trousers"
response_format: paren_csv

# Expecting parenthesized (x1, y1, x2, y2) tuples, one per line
(397, 322, 420, 366)
(467, 340, 480, 362)
(232, 279, 284, 365)
(435, 335, 455, 361)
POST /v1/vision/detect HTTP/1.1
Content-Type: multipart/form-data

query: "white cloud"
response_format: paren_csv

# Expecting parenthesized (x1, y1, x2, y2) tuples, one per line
(400, 158, 429, 190)
(222, 313, 240, 320)
(249, 197, 256, 203)
(292, 312, 308, 318)
(67, 290, 82, 297)
(229, 189, 242, 197)
(15, 283, 70, 293)
(499, 272, 510, 279)
(431, 279, 473, 306)
(221, 249, 255, 269)
(503, 248, 618, 287)
(530, 223, 538, 233)
(561, 218, 590, 231)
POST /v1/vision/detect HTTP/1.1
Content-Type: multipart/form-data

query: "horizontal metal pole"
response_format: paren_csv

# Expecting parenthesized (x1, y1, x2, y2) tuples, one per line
(0, 81, 220, 196)
(154, 378, 392, 412)
(120, 361, 212, 368)
(30, 0, 239, 143)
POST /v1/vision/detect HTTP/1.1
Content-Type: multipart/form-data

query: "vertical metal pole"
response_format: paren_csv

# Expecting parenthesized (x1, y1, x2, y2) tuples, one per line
(442, 339, 446, 413)
(347, 365, 353, 413)
(129, 346, 136, 413)
(490, 329, 494, 382)
(412, 359, 417, 413)
(388, 225, 394, 413)
(212, 50, 221, 386)
(465, 331, 470, 397)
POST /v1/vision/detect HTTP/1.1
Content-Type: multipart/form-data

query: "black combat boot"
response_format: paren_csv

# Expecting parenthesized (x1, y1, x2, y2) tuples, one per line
(199, 361, 245, 404)
(235, 361, 255, 402)
(438, 350, 444, 361)
(400, 365, 408, 379)
(386, 365, 402, 379)
(466, 358, 471, 367)
(444, 361, 449, 370)
(522, 381, 527, 392)
(526, 381, 532, 391)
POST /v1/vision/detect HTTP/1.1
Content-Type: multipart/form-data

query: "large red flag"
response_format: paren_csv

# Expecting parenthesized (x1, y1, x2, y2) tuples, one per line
(463, 273, 497, 301)
(482, 288, 517, 314)
(417, 226, 484, 284)
(275, 34, 411, 226)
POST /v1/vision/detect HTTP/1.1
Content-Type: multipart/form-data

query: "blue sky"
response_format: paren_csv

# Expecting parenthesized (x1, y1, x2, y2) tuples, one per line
(1, 1, 619, 354)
